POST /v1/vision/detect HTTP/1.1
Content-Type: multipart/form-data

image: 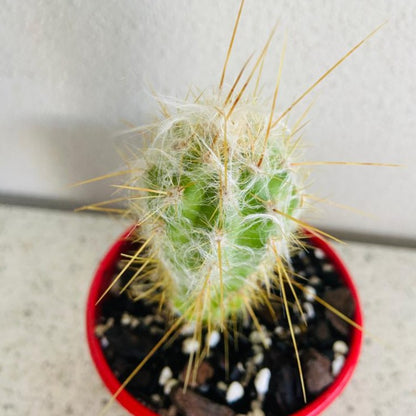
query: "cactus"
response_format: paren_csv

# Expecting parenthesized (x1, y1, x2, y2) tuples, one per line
(84, 5, 386, 410)
(128, 93, 304, 327)
(117, 13, 383, 335)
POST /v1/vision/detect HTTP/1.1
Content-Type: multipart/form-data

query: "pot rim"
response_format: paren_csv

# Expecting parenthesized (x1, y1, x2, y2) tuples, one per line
(86, 228, 363, 416)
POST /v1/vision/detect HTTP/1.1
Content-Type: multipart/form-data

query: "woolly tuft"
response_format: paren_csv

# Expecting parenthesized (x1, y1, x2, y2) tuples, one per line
(126, 90, 306, 327)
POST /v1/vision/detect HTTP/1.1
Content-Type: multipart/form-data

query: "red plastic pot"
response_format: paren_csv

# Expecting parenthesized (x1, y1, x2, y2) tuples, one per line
(86, 228, 363, 416)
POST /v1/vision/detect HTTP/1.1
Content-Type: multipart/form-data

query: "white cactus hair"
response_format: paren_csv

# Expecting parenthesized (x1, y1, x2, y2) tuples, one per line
(128, 90, 306, 326)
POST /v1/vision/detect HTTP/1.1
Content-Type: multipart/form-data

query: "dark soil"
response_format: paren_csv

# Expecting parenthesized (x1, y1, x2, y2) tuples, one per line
(95, 242, 355, 416)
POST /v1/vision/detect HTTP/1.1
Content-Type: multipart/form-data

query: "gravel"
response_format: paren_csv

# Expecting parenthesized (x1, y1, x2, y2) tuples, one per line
(95, 242, 356, 416)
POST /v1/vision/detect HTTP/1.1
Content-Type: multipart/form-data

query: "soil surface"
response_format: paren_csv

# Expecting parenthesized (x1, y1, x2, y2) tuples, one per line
(95, 242, 355, 416)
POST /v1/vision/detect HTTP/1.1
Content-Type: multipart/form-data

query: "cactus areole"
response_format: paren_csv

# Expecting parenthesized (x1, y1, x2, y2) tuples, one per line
(129, 95, 305, 326)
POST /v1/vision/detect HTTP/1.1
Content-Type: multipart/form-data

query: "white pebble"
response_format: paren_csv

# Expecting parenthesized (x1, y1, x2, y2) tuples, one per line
(163, 378, 178, 395)
(143, 315, 153, 326)
(100, 336, 109, 348)
(274, 326, 285, 338)
(314, 248, 325, 259)
(323, 263, 335, 272)
(206, 330, 220, 348)
(333, 340, 349, 356)
(254, 368, 271, 395)
(182, 338, 200, 354)
(249, 331, 264, 344)
(252, 344, 262, 354)
(237, 362, 245, 372)
(95, 317, 114, 337)
(253, 353, 264, 365)
(332, 355, 345, 376)
(226, 381, 244, 403)
(158, 366, 173, 386)
(153, 315, 165, 325)
(150, 394, 162, 405)
(303, 302, 315, 320)
(94, 324, 107, 337)
(180, 322, 196, 336)
(130, 317, 140, 328)
(293, 325, 301, 335)
(120, 312, 131, 326)
(250, 330, 271, 347)
(309, 276, 322, 286)
(303, 285, 316, 302)
(217, 381, 227, 391)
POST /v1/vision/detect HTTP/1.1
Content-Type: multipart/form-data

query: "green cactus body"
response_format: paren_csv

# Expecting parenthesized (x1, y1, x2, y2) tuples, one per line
(132, 96, 304, 326)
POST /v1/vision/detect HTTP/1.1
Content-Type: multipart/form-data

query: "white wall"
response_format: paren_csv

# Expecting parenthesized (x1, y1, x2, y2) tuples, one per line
(1, 0, 415, 240)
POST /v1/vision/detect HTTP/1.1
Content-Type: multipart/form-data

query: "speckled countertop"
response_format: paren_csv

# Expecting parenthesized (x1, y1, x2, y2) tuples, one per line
(0, 204, 415, 416)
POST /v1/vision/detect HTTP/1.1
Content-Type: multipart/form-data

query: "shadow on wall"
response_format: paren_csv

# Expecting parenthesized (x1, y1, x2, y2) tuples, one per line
(0, 117, 140, 209)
